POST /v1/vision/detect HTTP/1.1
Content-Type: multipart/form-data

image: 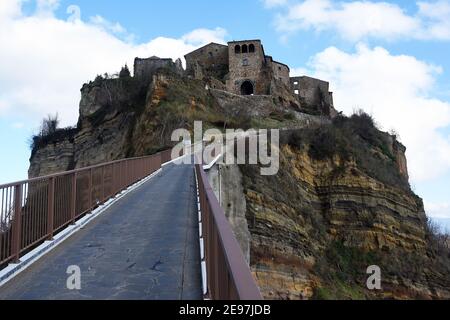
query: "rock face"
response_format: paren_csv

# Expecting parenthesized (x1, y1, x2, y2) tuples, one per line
(28, 138, 75, 178)
(237, 132, 449, 300)
(207, 164, 251, 263)
(28, 65, 449, 300)
(29, 76, 148, 177)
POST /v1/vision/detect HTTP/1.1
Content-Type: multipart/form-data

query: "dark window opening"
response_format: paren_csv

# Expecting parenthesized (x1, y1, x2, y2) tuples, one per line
(209, 52, 213, 58)
(243, 58, 249, 66)
(242, 44, 248, 53)
(235, 45, 241, 54)
(240, 81, 254, 95)
(249, 44, 255, 53)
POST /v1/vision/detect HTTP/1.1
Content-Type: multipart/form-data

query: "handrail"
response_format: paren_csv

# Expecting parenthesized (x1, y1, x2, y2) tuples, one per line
(0, 153, 167, 189)
(0, 149, 173, 266)
(195, 163, 262, 300)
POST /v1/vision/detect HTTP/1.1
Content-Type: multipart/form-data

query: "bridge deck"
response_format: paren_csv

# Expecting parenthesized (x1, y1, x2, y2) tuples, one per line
(0, 164, 202, 300)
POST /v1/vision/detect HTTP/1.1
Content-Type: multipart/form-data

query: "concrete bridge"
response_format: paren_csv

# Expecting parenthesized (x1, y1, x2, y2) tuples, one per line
(0, 151, 261, 300)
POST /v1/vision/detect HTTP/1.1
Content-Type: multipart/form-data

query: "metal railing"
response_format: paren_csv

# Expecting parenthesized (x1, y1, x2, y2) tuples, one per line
(195, 163, 262, 300)
(0, 150, 173, 266)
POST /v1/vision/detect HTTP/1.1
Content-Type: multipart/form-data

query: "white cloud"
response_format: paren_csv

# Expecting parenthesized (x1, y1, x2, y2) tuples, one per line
(418, 0, 450, 39)
(0, 0, 228, 127)
(0, 0, 22, 19)
(90, 15, 127, 36)
(36, 0, 60, 15)
(262, 0, 288, 8)
(11, 122, 24, 129)
(181, 27, 228, 46)
(425, 201, 450, 219)
(270, 0, 450, 42)
(290, 67, 308, 76)
(299, 44, 450, 183)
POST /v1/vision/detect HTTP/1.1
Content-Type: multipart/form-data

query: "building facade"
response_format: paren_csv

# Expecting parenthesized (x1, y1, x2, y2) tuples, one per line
(184, 39, 333, 109)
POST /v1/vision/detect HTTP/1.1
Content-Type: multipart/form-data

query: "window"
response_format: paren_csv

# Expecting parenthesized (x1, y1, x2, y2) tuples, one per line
(249, 44, 255, 53)
(278, 66, 281, 71)
(242, 44, 248, 53)
(294, 81, 298, 85)
(208, 52, 213, 57)
(235, 45, 241, 54)
(243, 58, 249, 66)
(294, 90, 299, 95)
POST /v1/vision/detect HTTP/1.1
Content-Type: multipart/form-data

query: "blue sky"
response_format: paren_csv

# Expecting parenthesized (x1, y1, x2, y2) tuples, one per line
(0, 0, 449, 230)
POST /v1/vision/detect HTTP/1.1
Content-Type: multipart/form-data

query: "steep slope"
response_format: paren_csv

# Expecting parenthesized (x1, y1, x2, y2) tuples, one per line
(238, 119, 449, 300)
(28, 67, 449, 300)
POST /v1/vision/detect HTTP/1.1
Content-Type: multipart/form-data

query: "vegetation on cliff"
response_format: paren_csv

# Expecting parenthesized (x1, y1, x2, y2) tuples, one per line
(240, 112, 449, 300)
(28, 64, 449, 300)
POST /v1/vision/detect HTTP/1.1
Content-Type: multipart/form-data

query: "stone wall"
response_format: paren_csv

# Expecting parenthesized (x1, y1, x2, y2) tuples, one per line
(290, 76, 334, 107)
(134, 57, 180, 79)
(271, 60, 290, 87)
(185, 43, 229, 81)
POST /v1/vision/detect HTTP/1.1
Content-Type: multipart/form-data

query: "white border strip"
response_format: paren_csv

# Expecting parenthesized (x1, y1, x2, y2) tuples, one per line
(0, 168, 162, 288)
(194, 167, 208, 298)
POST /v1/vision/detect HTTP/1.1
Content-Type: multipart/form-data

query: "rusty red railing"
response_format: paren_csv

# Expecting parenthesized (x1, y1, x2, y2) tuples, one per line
(0, 150, 173, 267)
(195, 163, 262, 300)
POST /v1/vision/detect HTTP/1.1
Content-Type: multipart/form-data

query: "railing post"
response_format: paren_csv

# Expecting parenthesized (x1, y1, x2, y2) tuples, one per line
(70, 173, 77, 224)
(101, 166, 105, 202)
(47, 177, 55, 240)
(12, 184, 22, 262)
(88, 168, 92, 212)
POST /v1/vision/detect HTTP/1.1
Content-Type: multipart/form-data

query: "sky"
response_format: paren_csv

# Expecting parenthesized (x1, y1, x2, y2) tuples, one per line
(0, 0, 449, 231)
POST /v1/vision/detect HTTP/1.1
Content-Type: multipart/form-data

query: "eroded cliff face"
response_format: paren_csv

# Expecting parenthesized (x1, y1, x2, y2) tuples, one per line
(29, 69, 305, 178)
(238, 137, 449, 300)
(28, 76, 148, 177)
(28, 67, 449, 300)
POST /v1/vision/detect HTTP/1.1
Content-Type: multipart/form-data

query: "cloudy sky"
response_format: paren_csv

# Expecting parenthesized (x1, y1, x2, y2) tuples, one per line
(0, 0, 449, 230)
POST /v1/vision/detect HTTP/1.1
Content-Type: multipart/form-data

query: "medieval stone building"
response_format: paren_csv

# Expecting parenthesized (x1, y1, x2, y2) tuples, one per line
(184, 39, 334, 113)
(134, 39, 335, 116)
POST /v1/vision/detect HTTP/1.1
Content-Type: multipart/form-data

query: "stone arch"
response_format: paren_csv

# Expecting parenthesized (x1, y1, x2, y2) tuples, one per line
(249, 44, 255, 53)
(242, 44, 248, 53)
(235, 45, 241, 54)
(240, 80, 254, 95)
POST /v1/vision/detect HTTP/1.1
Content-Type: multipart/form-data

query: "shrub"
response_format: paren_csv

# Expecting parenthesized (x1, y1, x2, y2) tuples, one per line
(287, 130, 304, 150)
(29, 114, 78, 155)
(119, 64, 131, 78)
(308, 125, 351, 161)
(40, 114, 59, 137)
(425, 218, 450, 256)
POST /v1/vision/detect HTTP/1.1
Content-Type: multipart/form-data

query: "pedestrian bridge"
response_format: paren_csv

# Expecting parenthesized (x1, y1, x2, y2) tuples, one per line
(0, 150, 261, 300)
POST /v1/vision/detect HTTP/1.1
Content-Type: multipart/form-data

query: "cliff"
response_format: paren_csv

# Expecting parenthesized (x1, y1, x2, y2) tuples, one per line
(28, 64, 449, 300)
(235, 123, 449, 299)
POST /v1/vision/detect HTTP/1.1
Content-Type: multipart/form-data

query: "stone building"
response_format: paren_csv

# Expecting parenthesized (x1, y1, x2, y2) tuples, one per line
(133, 39, 335, 115)
(184, 43, 229, 81)
(184, 39, 334, 112)
(134, 56, 183, 79)
(290, 76, 334, 109)
(226, 40, 273, 95)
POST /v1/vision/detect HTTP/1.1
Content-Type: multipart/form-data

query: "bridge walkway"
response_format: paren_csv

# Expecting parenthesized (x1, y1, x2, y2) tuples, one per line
(0, 163, 202, 300)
